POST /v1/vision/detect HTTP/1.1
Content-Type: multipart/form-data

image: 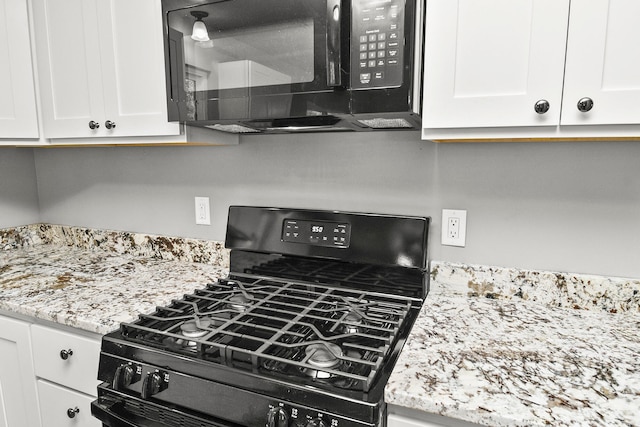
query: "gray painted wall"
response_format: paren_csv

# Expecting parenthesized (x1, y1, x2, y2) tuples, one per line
(33, 132, 640, 278)
(0, 148, 40, 228)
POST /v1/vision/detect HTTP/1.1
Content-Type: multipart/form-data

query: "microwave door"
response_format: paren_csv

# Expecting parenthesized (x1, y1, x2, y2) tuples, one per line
(164, 0, 350, 124)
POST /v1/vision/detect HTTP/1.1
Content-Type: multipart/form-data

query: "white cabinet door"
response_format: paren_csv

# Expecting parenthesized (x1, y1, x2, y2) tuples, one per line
(33, 0, 179, 139)
(37, 380, 101, 427)
(0, 316, 41, 427)
(0, 0, 39, 139)
(31, 325, 101, 397)
(422, 0, 570, 129)
(95, 0, 179, 137)
(32, 0, 104, 138)
(561, 0, 640, 126)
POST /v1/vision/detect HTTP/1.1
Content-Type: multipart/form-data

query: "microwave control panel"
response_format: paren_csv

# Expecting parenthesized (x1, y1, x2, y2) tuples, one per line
(351, 0, 405, 89)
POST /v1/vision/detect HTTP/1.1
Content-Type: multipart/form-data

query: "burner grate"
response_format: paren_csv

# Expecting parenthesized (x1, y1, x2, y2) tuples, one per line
(120, 276, 415, 392)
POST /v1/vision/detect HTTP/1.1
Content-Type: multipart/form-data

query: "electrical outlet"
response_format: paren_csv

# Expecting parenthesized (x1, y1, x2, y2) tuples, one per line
(448, 217, 460, 239)
(442, 209, 466, 247)
(194, 197, 211, 225)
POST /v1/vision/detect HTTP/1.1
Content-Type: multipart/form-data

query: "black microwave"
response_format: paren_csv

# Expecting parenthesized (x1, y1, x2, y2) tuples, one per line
(161, 0, 424, 133)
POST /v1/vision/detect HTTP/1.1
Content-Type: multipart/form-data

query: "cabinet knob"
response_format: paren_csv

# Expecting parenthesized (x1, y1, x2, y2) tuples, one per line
(66, 407, 80, 418)
(577, 97, 594, 112)
(88, 120, 100, 130)
(534, 99, 550, 114)
(105, 120, 117, 130)
(59, 349, 73, 360)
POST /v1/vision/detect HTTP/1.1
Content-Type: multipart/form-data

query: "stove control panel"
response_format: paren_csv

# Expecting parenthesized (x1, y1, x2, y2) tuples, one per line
(266, 403, 367, 427)
(282, 219, 351, 248)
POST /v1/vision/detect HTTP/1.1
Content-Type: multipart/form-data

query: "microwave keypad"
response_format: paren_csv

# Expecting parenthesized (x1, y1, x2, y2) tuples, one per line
(352, 0, 404, 89)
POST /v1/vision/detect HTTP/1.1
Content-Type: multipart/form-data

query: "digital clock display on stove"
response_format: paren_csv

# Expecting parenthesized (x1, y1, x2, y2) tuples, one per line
(282, 219, 351, 248)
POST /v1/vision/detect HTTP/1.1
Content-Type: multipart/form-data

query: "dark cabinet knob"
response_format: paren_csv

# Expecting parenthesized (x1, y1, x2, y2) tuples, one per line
(88, 121, 100, 129)
(534, 99, 550, 114)
(66, 407, 80, 418)
(577, 97, 594, 112)
(59, 349, 73, 360)
(105, 120, 116, 129)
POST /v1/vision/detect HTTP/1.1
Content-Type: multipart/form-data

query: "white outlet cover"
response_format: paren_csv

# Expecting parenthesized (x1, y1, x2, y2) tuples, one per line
(442, 209, 467, 247)
(195, 197, 211, 225)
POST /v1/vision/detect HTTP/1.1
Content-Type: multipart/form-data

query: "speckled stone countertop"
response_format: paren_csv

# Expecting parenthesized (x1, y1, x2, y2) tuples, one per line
(386, 262, 640, 426)
(2, 224, 639, 425)
(0, 224, 229, 334)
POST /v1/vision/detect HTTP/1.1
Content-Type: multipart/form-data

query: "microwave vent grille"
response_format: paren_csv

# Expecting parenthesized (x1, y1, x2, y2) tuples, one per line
(206, 124, 261, 134)
(357, 118, 413, 129)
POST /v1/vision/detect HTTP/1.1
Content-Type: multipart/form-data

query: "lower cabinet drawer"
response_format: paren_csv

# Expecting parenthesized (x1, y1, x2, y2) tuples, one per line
(37, 379, 101, 427)
(31, 324, 101, 396)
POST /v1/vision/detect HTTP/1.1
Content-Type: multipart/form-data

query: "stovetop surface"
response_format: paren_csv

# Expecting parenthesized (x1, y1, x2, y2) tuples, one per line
(120, 272, 421, 394)
(95, 208, 430, 426)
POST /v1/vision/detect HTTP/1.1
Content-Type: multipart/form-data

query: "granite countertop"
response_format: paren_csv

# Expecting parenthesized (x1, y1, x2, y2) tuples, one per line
(0, 224, 229, 334)
(386, 264, 640, 427)
(2, 224, 639, 426)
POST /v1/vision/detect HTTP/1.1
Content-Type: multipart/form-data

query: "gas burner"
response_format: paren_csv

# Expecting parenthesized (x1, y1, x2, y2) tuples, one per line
(303, 343, 343, 379)
(175, 317, 215, 347)
(343, 312, 363, 334)
(180, 318, 213, 339)
(227, 293, 253, 312)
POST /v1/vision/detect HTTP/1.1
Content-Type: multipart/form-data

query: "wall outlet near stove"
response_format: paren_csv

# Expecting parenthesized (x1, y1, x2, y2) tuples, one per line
(441, 209, 466, 247)
(195, 197, 211, 225)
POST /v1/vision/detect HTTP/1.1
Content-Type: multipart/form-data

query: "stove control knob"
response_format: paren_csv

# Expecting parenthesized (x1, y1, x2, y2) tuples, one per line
(305, 418, 327, 427)
(141, 371, 165, 399)
(267, 407, 289, 427)
(113, 363, 136, 390)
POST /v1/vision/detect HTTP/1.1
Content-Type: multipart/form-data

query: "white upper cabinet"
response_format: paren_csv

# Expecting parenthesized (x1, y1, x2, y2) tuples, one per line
(0, 0, 39, 139)
(423, 0, 569, 129)
(561, 0, 640, 126)
(422, 0, 640, 141)
(32, 0, 180, 139)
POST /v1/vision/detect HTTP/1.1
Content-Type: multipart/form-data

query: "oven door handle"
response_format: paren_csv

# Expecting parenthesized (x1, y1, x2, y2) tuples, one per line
(326, 0, 342, 87)
(91, 397, 158, 427)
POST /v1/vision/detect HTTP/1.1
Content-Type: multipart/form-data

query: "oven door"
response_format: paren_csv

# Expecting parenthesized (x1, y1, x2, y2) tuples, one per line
(163, 0, 350, 125)
(91, 383, 233, 427)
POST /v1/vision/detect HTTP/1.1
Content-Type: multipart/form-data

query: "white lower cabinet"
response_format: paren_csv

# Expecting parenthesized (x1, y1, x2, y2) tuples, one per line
(31, 325, 101, 396)
(0, 316, 102, 427)
(0, 315, 41, 427)
(37, 379, 101, 427)
(30, 324, 101, 426)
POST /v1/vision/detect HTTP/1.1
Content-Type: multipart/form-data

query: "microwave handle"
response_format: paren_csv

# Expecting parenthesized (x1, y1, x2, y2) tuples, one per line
(326, 0, 342, 87)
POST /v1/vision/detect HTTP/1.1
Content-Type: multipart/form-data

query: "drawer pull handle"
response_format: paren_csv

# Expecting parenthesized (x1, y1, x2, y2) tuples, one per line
(59, 349, 74, 360)
(67, 407, 80, 418)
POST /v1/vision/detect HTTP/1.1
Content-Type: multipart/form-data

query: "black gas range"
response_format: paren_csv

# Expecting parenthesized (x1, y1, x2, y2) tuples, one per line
(91, 206, 430, 427)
